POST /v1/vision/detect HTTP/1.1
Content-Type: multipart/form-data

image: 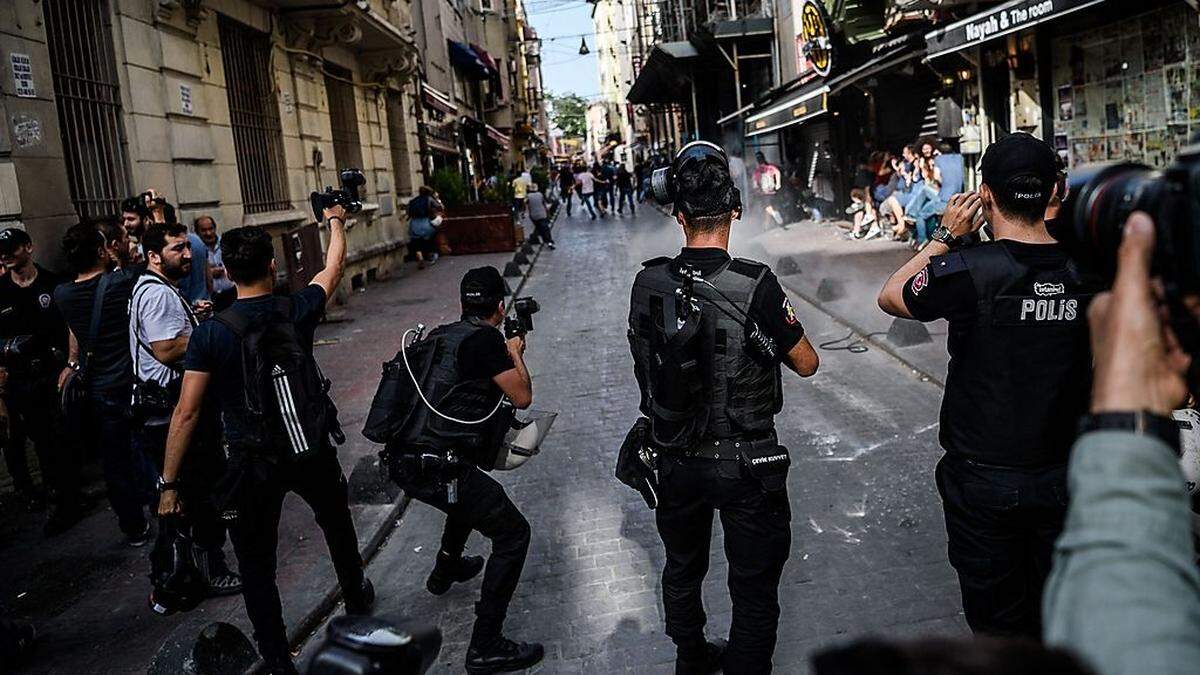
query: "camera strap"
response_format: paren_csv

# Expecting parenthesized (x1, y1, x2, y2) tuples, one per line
(81, 273, 112, 374)
(131, 274, 196, 377)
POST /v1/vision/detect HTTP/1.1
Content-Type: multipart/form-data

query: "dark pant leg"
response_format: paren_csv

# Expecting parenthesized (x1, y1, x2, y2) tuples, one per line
(92, 392, 151, 536)
(16, 381, 79, 503)
(141, 422, 230, 569)
(289, 452, 365, 595)
(229, 476, 289, 662)
(717, 468, 791, 675)
(1, 402, 33, 492)
(534, 219, 554, 244)
(655, 457, 715, 648)
(1023, 466, 1069, 636)
(396, 464, 530, 641)
(937, 456, 1038, 638)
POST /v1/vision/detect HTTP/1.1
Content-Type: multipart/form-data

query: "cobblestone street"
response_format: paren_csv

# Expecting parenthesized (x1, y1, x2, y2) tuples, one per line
(299, 206, 967, 673)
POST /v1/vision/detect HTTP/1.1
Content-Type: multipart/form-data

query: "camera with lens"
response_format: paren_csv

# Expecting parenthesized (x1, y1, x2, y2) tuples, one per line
(310, 168, 366, 221)
(504, 297, 540, 339)
(0, 335, 36, 369)
(1054, 146, 1200, 385)
(307, 614, 441, 675)
(121, 191, 165, 219)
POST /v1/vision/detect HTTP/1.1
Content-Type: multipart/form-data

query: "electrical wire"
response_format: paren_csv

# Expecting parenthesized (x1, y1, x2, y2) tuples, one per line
(818, 331, 888, 354)
(401, 328, 505, 425)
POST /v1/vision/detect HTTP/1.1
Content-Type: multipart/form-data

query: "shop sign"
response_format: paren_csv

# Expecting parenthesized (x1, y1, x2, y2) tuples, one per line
(795, 0, 833, 78)
(926, 0, 1106, 60)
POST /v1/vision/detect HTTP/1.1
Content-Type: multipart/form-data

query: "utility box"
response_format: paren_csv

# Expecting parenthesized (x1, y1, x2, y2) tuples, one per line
(282, 222, 323, 292)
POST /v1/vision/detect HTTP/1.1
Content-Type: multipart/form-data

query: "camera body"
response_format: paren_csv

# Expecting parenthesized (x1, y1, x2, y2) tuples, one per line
(504, 297, 540, 339)
(307, 615, 441, 675)
(121, 191, 165, 220)
(0, 335, 34, 368)
(1055, 146, 1200, 385)
(310, 168, 367, 221)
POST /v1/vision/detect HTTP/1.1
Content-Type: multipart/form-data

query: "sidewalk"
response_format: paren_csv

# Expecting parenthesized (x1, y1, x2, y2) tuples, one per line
(740, 220, 951, 386)
(1, 242, 534, 674)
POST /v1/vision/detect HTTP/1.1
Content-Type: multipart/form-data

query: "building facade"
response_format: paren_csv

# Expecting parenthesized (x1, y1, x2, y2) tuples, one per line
(0, 0, 427, 298)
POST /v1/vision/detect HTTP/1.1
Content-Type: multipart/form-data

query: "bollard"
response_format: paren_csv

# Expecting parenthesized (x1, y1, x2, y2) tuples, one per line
(348, 454, 403, 505)
(513, 251, 530, 265)
(147, 622, 257, 675)
(815, 278, 844, 302)
(521, 241, 535, 255)
(776, 256, 801, 276)
(886, 317, 933, 347)
(503, 261, 524, 278)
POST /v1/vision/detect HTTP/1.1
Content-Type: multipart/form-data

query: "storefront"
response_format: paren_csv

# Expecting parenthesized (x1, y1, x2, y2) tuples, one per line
(419, 82, 461, 176)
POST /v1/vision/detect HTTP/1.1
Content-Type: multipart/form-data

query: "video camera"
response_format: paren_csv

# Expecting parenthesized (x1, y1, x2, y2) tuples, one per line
(1054, 145, 1200, 387)
(504, 297, 540, 339)
(310, 168, 366, 221)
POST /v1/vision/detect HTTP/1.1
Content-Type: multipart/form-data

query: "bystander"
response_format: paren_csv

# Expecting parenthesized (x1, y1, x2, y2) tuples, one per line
(194, 216, 236, 311)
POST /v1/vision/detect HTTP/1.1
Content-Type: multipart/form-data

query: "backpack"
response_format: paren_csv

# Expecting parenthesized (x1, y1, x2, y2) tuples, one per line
(215, 297, 342, 461)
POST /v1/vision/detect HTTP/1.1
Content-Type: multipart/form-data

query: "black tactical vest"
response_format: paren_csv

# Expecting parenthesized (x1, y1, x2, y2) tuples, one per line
(628, 256, 782, 450)
(397, 318, 509, 458)
(936, 243, 1099, 468)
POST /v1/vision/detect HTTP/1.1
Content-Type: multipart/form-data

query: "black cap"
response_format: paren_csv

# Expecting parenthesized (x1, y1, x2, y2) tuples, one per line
(0, 228, 31, 255)
(460, 266, 508, 305)
(980, 133, 1058, 203)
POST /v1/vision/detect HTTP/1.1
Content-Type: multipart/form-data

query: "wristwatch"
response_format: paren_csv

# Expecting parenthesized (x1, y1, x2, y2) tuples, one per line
(156, 476, 180, 493)
(929, 225, 958, 247)
(1078, 410, 1181, 454)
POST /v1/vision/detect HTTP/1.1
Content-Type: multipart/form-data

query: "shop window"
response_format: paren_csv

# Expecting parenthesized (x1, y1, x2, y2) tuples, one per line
(42, 0, 132, 220)
(325, 64, 364, 172)
(218, 15, 292, 214)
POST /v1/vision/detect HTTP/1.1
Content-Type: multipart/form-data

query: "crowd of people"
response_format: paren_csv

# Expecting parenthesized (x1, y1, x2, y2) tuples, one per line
(548, 158, 644, 220)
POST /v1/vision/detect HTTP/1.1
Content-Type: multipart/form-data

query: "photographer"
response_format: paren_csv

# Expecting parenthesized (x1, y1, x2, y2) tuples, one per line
(1041, 212, 1200, 675)
(877, 133, 1103, 638)
(130, 223, 240, 602)
(384, 266, 542, 674)
(156, 208, 372, 675)
(54, 223, 154, 545)
(0, 228, 83, 535)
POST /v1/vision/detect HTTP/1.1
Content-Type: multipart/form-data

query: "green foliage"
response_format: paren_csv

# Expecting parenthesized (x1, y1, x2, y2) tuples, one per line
(547, 92, 588, 139)
(481, 175, 513, 204)
(431, 168, 467, 208)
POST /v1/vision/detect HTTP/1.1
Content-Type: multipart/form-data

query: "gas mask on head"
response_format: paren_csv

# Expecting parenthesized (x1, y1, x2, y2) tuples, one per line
(648, 141, 742, 218)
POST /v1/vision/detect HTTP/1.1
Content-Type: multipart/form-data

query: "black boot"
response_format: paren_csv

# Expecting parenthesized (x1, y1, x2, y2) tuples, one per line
(343, 577, 375, 615)
(675, 638, 726, 675)
(426, 552, 485, 596)
(465, 635, 545, 673)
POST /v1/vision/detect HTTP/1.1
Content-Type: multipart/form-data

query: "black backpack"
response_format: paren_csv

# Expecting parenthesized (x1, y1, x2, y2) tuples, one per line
(216, 297, 342, 461)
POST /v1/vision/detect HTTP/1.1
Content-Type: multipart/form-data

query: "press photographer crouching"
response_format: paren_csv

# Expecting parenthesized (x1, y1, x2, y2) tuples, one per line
(376, 267, 543, 674)
(156, 205, 372, 675)
(129, 223, 241, 609)
(0, 227, 84, 535)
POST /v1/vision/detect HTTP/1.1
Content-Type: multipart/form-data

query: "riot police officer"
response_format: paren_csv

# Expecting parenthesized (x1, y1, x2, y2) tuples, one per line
(878, 133, 1101, 638)
(628, 142, 819, 674)
(384, 266, 543, 674)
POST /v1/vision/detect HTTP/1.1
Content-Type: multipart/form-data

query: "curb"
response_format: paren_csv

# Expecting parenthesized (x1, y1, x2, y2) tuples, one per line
(286, 202, 559, 662)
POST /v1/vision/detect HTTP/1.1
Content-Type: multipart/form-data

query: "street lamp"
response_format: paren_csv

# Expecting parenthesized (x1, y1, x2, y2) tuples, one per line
(579, 37, 590, 55)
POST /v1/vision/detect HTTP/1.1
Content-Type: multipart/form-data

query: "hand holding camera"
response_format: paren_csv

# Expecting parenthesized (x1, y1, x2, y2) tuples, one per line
(504, 297, 540, 339)
(310, 168, 366, 223)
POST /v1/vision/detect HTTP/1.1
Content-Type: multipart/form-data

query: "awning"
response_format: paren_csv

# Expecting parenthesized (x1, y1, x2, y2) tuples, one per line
(449, 40, 491, 79)
(828, 31, 926, 95)
(626, 41, 699, 104)
(421, 82, 457, 115)
(744, 84, 829, 138)
(926, 0, 1107, 61)
(470, 43, 500, 74)
(485, 124, 511, 150)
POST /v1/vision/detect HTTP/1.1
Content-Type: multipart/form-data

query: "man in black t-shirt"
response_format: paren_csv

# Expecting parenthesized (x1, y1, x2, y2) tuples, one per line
(628, 142, 819, 674)
(0, 228, 83, 534)
(54, 223, 155, 544)
(878, 134, 1100, 638)
(156, 211, 371, 675)
(386, 266, 543, 674)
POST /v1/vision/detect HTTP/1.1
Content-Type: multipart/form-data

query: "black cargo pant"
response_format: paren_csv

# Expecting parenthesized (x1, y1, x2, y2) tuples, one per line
(1, 374, 80, 503)
(228, 450, 364, 663)
(656, 455, 792, 674)
(936, 454, 1069, 638)
(391, 460, 531, 643)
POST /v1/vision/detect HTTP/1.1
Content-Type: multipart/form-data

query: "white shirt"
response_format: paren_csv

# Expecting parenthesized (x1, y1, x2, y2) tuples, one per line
(129, 274, 195, 425)
(207, 239, 235, 294)
(576, 171, 596, 195)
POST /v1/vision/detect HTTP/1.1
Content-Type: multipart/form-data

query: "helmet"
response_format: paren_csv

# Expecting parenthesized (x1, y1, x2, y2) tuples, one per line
(648, 141, 742, 217)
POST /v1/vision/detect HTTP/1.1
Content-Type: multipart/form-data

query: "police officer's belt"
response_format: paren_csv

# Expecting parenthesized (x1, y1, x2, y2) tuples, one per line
(661, 436, 772, 461)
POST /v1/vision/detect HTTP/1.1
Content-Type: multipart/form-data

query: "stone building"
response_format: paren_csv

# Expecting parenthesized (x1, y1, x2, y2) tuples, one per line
(0, 0, 424, 300)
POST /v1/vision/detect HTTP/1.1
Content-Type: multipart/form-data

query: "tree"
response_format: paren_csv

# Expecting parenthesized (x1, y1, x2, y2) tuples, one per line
(547, 92, 588, 139)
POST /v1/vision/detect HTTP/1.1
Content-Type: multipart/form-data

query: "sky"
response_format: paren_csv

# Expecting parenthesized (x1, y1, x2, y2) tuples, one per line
(524, 0, 600, 99)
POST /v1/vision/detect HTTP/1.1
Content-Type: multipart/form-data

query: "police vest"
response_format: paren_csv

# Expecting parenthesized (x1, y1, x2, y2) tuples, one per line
(396, 318, 510, 460)
(935, 243, 1099, 468)
(628, 256, 782, 450)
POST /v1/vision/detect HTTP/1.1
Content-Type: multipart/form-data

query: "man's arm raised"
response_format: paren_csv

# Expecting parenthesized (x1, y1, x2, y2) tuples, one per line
(310, 204, 348, 300)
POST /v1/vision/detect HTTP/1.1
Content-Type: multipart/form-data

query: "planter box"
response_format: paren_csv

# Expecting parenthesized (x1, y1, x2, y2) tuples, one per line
(440, 203, 516, 255)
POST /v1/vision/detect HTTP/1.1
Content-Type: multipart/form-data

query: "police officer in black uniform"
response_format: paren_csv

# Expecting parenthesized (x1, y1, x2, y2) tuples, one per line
(0, 228, 83, 535)
(628, 142, 819, 674)
(878, 133, 1100, 638)
(385, 267, 543, 674)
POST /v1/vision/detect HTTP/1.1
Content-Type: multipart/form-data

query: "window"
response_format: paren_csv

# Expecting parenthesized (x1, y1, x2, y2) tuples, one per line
(385, 91, 415, 196)
(218, 15, 291, 214)
(42, 0, 131, 219)
(325, 64, 363, 171)
(480, 0, 495, 12)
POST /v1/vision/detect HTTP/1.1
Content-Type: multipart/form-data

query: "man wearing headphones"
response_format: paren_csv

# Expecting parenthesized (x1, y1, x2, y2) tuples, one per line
(629, 142, 820, 673)
(384, 266, 542, 674)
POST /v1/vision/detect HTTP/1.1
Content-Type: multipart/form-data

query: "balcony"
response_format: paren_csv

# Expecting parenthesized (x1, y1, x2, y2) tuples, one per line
(265, 0, 417, 54)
